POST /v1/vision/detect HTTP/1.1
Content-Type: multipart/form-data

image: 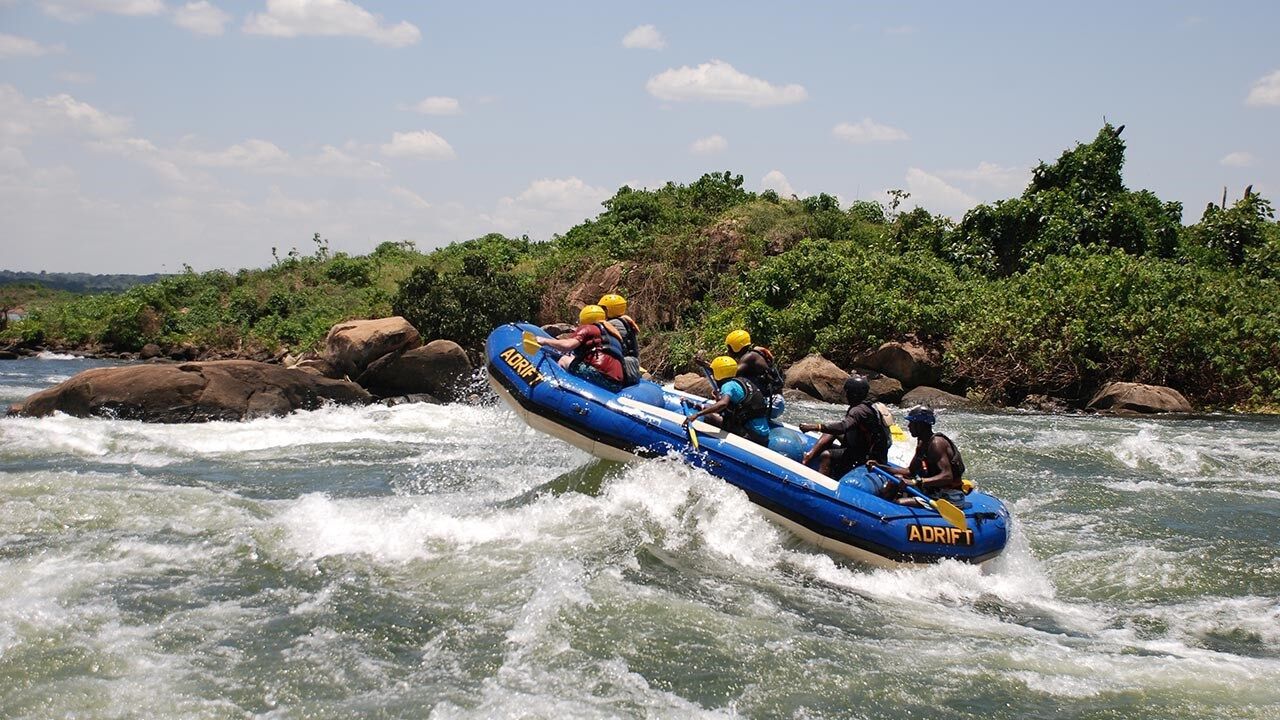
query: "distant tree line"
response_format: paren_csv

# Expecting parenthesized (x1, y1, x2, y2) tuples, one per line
(0, 270, 172, 294)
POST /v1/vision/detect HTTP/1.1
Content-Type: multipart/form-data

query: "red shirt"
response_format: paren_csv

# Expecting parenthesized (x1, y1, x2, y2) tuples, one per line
(569, 323, 623, 381)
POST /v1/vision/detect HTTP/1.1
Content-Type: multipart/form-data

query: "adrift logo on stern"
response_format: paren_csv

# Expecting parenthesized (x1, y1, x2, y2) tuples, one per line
(500, 347, 544, 387)
(907, 524, 974, 546)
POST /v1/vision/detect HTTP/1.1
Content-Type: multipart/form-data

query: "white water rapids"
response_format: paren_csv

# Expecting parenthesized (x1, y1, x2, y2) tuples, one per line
(1, 356, 1277, 718)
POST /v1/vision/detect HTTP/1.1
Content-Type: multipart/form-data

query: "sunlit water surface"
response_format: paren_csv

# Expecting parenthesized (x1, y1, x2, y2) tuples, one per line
(2, 356, 1278, 718)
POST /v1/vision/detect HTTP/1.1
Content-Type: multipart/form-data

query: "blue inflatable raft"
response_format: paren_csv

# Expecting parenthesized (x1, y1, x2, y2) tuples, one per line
(487, 323, 1010, 567)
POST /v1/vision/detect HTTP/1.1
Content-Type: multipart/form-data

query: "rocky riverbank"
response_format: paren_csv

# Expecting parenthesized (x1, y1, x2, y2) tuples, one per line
(6, 316, 478, 422)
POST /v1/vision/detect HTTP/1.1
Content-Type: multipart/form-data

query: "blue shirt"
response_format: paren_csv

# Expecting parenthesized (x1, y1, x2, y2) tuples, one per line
(721, 379, 772, 438)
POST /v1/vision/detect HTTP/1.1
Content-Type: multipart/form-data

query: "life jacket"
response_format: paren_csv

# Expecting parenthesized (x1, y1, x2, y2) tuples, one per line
(568, 323, 624, 382)
(908, 432, 966, 490)
(738, 346, 785, 397)
(605, 316, 641, 358)
(839, 401, 891, 465)
(595, 321, 638, 386)
(594, 322, 626, 363)
(721, 378, 770, 438)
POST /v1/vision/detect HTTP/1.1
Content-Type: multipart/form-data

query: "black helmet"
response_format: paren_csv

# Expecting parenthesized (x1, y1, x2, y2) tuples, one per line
(843, 375, 870, 404)
(905, 404, 936, 425)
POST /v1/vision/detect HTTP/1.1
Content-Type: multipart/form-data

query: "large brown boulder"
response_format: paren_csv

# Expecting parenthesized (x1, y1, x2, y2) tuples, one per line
(867, 375, 905, 404)
(1087, 382, 1191, 414)
(8, 360, 371, 422)
(323, 317, 421, 379)
(900, 386, 972, 409)
(857, 341, 942, 389)
(674, 372, 715, 399)
(357, 339, 473, 401)
(784, 354, 849, 404)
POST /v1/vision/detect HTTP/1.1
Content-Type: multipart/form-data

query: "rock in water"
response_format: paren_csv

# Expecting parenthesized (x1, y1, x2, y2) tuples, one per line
(357, 339, 473, 401)
(1087, 382, 1191, 414)
(8, 360, 371, 422)
(323, 317, 421, 379)
(857, 341, 942, 389)
(900, 386, 972, 409)
(783, 354, 849, 403)
(674, 372, 715, 399)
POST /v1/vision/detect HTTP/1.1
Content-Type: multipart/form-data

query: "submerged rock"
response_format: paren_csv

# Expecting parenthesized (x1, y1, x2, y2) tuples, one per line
(8, 360, 371, 422)
(1087, 382, 1191, 414)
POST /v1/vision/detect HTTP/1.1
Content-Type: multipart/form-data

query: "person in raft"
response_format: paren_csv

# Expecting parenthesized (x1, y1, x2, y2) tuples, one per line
(538, 304, 627, 391)
(597, 293, 642, 384)
(798, 375, 891, 478)
(682, 356, 772, 446)
(697, 329, 787, 418)
(867, 405, 967, 507)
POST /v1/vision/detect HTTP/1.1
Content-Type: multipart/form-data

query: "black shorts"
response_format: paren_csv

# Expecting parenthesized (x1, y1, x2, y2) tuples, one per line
(828, 447, 860, 477)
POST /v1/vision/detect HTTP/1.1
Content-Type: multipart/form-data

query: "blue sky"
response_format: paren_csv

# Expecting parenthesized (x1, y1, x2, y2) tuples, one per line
(1, 0, 1277, 273)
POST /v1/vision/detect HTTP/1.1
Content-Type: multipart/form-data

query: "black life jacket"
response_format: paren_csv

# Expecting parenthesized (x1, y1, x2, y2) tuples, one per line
(722, 378, 769, 438)
(839, 401, 890, 465)
(908, 432, 966, 489)
(606, 316, 640, 358)
(738, 346, 785, 397)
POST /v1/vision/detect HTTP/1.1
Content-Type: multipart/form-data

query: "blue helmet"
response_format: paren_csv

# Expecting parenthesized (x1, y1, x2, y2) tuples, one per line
(905, 405, 936, 425)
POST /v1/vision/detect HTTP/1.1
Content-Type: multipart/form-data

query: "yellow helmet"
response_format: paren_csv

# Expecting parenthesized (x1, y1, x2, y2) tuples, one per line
(710, 355, 738, 381)
(726, 329, 751, 353)
(579, 304, 606, 324)
(598, 293, 627, 318)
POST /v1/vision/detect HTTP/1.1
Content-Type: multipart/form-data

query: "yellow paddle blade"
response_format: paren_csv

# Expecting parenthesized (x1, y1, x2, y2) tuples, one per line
(931, 497, 969, 532)
(521, 331, 541, 356)
(890, 424, 907, 442)
(686, 423, 700, 450)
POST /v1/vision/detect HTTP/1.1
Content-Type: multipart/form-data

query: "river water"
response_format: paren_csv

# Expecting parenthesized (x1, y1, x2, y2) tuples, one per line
(1, 355, 1277, 719)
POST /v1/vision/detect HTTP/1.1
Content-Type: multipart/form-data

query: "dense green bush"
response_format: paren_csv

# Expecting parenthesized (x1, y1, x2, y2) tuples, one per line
(949, 250, 1280, 405)
(393, 254, 538, 349)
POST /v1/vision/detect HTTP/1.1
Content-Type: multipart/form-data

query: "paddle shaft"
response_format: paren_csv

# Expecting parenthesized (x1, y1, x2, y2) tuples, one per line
(870, 465, 968, 530)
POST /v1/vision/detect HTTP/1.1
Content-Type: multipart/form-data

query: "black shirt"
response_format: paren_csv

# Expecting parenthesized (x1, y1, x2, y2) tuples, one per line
(819, 402, 889, 464)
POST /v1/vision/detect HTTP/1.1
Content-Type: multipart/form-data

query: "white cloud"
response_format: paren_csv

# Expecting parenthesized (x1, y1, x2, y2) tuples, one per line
(690, 134, 727, 155)
(173, 139, 388, 178)
(832, 118, 909, 144)
(414, 96, 460, 115)
(380, 130, 455, 159)
(1220, 152, 1256, 167)
(39, 0, 165, 22)
(937, 161, 1027, 193)
(1, 85, 132, 142)
(646, 60, 807, 107)
(760, 169, 796, 197)
(243, 0, 421, 47)
(904, 167, 977, 218)
(483, 177, 611, 238)
(1245, 69, 1280, 107)
(173, 2, 232, 36)
(0, 33, 65, 58)
(188, 139, 290, 169)
(622, 24, 664, 50)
